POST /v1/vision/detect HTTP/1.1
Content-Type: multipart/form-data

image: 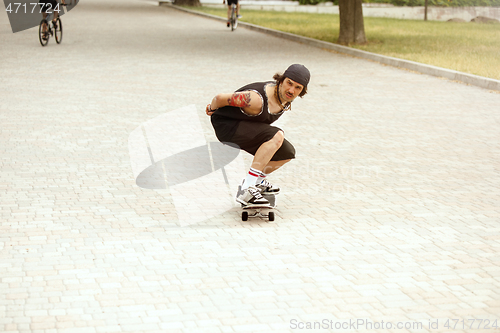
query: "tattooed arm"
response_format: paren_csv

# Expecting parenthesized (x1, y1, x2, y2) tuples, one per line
(206, 91, 262, 116)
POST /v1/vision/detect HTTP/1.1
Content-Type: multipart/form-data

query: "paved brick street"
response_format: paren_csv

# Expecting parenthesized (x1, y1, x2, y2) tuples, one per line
(1, 0, 499, 332)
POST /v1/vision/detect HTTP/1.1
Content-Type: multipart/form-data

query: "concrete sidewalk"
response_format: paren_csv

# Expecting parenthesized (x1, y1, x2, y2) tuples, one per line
(1, 0, 500, 332)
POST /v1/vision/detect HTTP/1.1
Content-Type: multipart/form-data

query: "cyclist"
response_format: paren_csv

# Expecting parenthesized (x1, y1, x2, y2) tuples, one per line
(223, 0, 241, 28)
(205, 64, 310, 206)
(39, 0, 65, 40)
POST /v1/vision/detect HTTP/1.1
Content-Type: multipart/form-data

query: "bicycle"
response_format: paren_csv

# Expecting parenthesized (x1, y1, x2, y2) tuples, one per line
(229, 3, 238, 31)
(38, 13, 63, 46)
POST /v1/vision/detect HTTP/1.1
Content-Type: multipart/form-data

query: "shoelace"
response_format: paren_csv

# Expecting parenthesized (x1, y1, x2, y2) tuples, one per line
(259, 179, 271, 188)
(248, 187, 264, 199)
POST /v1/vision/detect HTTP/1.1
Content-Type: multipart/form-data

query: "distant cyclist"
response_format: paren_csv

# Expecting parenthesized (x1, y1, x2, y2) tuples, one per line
(223, 0, 241, 28)
(39, 0, 66, 40)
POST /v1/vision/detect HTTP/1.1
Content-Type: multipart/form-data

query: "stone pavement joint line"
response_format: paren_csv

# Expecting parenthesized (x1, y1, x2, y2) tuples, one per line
(1, 0, 499, 332)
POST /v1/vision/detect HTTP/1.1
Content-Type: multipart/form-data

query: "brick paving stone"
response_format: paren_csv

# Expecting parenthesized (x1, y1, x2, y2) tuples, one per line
(1, 0, 500, 332)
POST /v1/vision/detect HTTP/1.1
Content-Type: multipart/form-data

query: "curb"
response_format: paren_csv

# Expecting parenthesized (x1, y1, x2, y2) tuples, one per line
(160, 2, 500, 91)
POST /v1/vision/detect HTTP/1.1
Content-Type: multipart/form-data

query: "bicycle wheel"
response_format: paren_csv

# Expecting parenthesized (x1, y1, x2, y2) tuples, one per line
(54, 18, 62, 44)
(39, 19, 49, 46)
(231, 5, 237, 31)
(233, 13, 238, 30)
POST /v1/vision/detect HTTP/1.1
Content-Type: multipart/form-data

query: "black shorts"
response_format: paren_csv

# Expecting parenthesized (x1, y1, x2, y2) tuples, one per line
(39, 0, 59, 13)
(213, 120, 295, 161)
(227, 0, 238, 5)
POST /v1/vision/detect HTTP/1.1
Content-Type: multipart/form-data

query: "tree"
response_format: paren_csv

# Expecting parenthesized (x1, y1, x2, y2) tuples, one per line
(338, 0, 366, 45)
(173, 0, 201, 6)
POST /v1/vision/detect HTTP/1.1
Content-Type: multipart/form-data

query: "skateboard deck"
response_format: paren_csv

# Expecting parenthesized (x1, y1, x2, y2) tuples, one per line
(238, 186, 277, 222)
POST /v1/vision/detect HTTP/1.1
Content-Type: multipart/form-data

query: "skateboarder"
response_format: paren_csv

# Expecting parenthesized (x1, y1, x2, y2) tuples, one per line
(206, 64, 310, 206)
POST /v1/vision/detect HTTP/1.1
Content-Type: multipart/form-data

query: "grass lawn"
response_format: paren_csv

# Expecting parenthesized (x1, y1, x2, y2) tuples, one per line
(190, 7, 500, 80)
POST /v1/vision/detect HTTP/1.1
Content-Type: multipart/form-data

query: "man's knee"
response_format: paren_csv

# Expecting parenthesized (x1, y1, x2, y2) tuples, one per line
(271, 130, 285, 147)
(271, 139, 295, 161)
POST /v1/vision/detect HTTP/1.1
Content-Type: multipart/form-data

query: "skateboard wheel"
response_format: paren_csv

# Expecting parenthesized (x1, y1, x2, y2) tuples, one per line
(242, 211, 249, 221)
(268, 211, 275, 221)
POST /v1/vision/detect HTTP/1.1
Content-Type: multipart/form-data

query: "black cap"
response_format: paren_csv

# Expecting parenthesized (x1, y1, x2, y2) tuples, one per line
(283, 64, 310, 88)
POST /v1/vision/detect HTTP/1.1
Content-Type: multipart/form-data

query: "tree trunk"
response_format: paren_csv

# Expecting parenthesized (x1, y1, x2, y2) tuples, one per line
(173, 0, 201, 6)
(338, 0, 366, 45)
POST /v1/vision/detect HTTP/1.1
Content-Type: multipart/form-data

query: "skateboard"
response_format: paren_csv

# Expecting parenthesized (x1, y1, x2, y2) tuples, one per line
(238, 186, 277, 222)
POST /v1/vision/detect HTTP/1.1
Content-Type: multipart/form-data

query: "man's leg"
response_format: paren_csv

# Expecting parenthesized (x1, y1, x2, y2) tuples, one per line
(262, 159, 291, 175)
(237, 131, 293, 205)
(241, 131, 285, 191)
(253, 132, 296, 194)
(250, 130, 285, 172)
(226, 5, 231, 27)
(53, 12, 59, 26)
(42, 12, 48, 35)
(243, 159, 290, 196)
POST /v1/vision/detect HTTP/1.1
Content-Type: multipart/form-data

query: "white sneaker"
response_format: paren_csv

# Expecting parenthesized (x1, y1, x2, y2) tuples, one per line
(256, 179, 280, 195)
(236, 186, 270, 206)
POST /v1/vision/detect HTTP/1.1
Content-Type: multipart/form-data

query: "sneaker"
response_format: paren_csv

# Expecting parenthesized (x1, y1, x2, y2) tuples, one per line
(256, 179, 280, 195)
(236, 186, 270, 206)
(237, 14, 242, 18)
(227, 21, 230, 27)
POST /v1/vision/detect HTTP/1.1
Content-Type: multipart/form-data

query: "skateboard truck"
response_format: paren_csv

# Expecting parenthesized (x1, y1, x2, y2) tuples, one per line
(241, 207, 275, 222)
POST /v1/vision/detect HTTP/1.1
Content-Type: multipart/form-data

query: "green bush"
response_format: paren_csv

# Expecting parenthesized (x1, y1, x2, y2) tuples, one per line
(298, 0, 500, 6)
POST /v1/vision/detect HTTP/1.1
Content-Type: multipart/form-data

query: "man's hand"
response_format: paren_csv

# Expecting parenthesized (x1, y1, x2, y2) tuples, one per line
(206, 104, 215, 116)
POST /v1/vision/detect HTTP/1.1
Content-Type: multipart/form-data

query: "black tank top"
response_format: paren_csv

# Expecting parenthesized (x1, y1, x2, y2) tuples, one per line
(212, 81, 285, 123)
(211, 81, 285, 141)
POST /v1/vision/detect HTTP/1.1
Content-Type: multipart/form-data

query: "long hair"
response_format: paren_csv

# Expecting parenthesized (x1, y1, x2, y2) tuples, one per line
(273, 73, 308, 97)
